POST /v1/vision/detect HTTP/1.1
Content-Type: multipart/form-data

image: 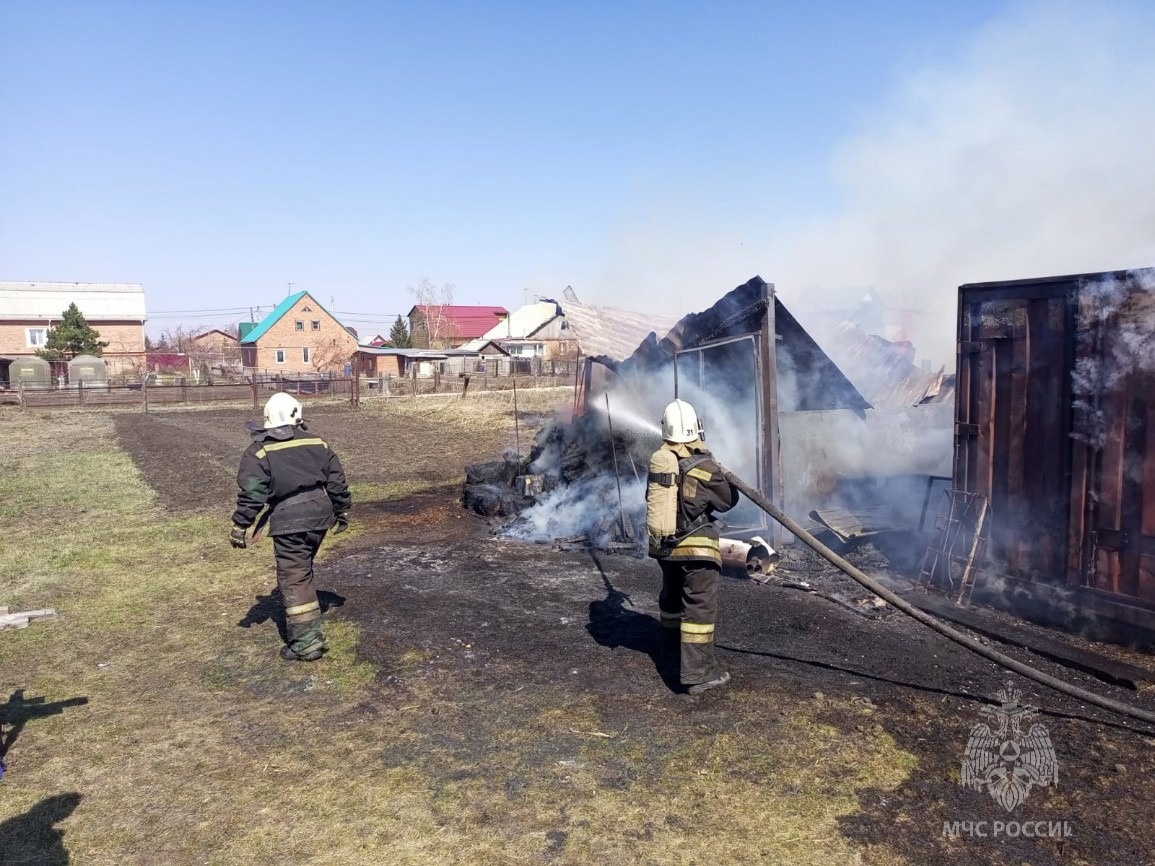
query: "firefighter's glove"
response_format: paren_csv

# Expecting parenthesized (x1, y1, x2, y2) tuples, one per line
(333, 513, 350, 534)
(229, 525, 248, 549)
(648, 534, 678, 559)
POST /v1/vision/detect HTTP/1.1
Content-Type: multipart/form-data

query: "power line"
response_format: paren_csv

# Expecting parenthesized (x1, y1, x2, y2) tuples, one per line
(149, 306, 408, 319)
(149, 306, 251, 314)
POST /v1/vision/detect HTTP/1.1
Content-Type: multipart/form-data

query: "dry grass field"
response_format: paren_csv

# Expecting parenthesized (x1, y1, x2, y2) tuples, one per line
(1, 394, 1153, 865)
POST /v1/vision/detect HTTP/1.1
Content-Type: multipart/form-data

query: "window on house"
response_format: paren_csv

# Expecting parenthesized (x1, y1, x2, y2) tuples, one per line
(302, 347, 311, 363)
(275, 350, 286, 364)
(294, 320, 304, 331)
(27, 327, 47, 347)
(311, 320, 320, 331)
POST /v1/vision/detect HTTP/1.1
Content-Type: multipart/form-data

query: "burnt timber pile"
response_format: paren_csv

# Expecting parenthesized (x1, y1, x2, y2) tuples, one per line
(463, 410, 650, 555)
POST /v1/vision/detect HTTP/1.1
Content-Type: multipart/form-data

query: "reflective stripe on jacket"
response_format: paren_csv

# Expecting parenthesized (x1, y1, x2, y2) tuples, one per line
(653, 440, 738, 565)
(232, 425, 351, 536)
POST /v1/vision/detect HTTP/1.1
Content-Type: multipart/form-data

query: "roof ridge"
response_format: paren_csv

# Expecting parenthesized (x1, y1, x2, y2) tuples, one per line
(240, 291, 348, 345)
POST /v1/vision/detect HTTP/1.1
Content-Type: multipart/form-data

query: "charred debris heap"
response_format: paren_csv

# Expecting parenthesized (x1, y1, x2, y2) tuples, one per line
(463, 409, 651, 557)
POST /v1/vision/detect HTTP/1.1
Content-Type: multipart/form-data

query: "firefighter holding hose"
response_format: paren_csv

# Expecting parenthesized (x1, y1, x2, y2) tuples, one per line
(646, 399, 739, 694)
(229, 393, 351, 662)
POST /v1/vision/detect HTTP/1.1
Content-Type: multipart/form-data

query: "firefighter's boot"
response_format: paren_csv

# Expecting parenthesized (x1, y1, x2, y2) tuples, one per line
(282, 601, 326, 662)
(686, 671, 731, 695)
(681, 621, 728, 694)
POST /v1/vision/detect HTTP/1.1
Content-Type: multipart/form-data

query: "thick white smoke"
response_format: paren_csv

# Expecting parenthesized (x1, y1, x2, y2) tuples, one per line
(777, 0, 1155, 363)
(589, 1, 1155, 369)
(1071, 271, 1155, 450)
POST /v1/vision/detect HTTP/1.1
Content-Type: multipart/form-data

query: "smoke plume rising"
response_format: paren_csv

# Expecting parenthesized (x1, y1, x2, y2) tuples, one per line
(589, 1, 1155, 370)
(777, 0, 1155, 363)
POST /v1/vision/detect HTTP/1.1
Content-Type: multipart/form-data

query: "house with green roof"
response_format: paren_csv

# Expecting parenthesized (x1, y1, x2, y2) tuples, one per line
(239, 291, 358, 374)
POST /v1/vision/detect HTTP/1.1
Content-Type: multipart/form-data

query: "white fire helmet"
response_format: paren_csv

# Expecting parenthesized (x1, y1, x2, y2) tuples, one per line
(263, 392, 304, 429)
(661, 399, 703, 444)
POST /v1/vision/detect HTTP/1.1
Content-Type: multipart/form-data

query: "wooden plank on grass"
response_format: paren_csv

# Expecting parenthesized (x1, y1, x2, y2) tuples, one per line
(900, 591, 1153, 690)
(0, 608, 57, 631)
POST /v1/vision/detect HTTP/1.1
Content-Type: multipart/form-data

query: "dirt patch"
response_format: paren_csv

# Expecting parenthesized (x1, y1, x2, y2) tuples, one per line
(113, 403, 521, 516)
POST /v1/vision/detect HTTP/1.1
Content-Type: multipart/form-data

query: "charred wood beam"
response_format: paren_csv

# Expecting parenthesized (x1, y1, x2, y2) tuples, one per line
(719, 463, 1155, 728)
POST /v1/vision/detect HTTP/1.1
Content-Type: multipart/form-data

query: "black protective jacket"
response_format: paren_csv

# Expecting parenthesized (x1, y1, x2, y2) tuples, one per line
(231, 424, 351, 536)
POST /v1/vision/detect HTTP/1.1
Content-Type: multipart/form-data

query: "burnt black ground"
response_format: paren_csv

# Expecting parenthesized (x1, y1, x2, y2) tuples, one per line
(325, 522, 1155, 866)
(115, 407, 1155, 865)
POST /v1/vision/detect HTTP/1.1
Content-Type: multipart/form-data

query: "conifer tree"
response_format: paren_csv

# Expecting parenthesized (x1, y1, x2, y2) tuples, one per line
(36, 303, 109, 361)
(389, 315, 412, 348)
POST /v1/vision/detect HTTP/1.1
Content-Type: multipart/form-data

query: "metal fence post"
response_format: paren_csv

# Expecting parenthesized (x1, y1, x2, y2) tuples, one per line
(251, 377, 259, 410)
(78, 379, 85, 406)
(142, 377, 149, 414)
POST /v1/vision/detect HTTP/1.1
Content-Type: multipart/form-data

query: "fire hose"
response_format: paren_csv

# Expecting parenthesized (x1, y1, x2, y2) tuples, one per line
(718, 466, 1155, 728)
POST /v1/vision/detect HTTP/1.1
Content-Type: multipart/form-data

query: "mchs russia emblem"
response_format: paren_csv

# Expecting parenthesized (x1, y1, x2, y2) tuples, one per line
(961, 682, 1058, 812)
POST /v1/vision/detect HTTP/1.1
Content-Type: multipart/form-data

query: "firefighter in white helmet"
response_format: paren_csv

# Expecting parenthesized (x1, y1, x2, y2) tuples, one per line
(230, 393, 351, 661)
(645, 399, 738, 694)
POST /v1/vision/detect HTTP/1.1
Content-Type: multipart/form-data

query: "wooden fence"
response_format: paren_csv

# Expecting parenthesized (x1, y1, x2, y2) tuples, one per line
(4, 372, 575, 411)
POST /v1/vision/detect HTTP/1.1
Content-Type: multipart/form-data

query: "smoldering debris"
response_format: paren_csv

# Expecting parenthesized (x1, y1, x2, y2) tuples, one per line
(463, 411, 653, 556)
(461, 457, 541, 517)
(765, 542, 901, 621)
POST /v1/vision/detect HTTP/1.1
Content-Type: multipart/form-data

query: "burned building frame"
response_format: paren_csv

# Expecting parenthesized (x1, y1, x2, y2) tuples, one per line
(956, 268, 1155, 637)
(592, 276, 950, 547)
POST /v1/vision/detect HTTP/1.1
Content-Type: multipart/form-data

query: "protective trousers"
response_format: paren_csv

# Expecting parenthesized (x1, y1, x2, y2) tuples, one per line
(658, 559, 722, 687)
(272, 530, 327, 656)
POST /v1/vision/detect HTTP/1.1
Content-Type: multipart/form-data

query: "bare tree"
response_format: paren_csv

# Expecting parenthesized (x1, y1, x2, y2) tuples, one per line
(188, 324, 242, 372)
(408, 277, 457, 348)
(310, 336, 353, 373)
(121, 353, 152, 382)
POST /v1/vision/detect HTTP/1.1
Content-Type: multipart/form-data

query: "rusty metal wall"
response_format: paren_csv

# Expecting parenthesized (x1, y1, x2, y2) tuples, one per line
(955, 269, 1155, 622)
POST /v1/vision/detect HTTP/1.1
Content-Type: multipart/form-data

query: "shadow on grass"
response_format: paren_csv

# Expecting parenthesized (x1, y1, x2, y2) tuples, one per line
(585, 550, 681, 693)
(1, 690, 90, 767)
(237, 589, 346, 642)
(0, 792, 82, 865)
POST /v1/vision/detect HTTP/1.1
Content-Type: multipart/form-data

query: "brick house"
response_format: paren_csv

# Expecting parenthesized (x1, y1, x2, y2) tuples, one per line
(407, 304, 509, 349)
(0, 281, 146, 375)
(188, 328, 241, 375)
(240, 292, 358, 375)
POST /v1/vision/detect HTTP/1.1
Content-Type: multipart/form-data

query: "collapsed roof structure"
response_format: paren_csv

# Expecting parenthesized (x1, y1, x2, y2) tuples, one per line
(464, 276, 952, 551)
(582, 276, 954, 545)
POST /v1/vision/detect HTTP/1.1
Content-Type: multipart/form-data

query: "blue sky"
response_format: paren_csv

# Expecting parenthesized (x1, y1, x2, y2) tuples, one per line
(4, 1, 1154, 358)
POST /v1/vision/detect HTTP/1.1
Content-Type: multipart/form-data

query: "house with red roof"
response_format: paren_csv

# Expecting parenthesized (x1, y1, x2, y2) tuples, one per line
(406, 304, 508, 349)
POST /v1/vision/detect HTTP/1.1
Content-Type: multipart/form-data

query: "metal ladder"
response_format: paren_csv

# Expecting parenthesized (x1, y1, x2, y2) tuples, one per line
(917, 490, 990, 606)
